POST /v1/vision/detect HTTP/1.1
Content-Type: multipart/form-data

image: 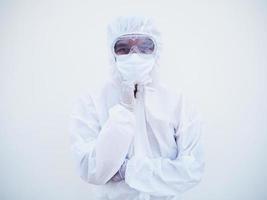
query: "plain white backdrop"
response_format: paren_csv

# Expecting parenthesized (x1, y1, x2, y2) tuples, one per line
(0, 0, 267, 199)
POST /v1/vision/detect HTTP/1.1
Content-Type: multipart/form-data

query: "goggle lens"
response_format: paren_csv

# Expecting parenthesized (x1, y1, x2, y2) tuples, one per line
(114, 35, 155, 55)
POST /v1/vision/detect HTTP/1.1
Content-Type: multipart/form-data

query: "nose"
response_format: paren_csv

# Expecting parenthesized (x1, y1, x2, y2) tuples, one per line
(129, 46, 140, 54)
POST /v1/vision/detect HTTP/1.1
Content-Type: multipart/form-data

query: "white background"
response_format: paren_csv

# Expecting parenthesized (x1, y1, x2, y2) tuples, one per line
(0, 0, 267, 200)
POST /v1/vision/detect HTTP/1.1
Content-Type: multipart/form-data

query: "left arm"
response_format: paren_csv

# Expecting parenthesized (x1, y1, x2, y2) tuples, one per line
(124, 96, 205, 196)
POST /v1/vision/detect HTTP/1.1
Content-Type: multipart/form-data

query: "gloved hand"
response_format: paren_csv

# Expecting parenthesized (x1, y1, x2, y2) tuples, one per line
(110, 158, 128, 182)
(119, 81, 137, 111)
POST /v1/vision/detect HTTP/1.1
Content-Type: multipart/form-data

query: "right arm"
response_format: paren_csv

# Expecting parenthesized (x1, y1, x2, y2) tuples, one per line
(69, 93, 135, 185)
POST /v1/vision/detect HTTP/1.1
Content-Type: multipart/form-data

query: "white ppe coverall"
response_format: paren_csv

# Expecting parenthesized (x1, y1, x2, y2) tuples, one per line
(69, 16, 205, 200)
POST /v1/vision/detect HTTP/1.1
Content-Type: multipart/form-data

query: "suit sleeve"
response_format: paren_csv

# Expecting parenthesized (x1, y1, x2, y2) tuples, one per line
(69, 93, 136, 185)
(124, 95, 205, 196)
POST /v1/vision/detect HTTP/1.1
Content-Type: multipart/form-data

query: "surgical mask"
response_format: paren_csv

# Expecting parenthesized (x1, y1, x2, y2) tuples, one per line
(115, 53, 156, 84)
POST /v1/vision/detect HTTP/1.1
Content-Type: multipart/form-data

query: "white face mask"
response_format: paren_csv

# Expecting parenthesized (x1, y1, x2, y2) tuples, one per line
(115, 53, 156, 84)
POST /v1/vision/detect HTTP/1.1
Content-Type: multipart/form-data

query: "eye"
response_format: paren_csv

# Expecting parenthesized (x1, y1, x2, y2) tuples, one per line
(114, 41, 130, 55)
(115, 47, 130, 55)
(138, 38, 155, 54)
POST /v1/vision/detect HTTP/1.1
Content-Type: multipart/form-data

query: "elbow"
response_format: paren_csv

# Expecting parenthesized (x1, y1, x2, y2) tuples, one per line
(71, 146, 110, 185)
(75, 153, 111, 185)
(176, 159, 205, 193)
(80, 174, 109, 185)
(78, 162, 111, 185)
(76, 155, 116, 185)
(187, 160, 205, 189)
(79, 170, 110, 185)
(189, 173, 203, 187)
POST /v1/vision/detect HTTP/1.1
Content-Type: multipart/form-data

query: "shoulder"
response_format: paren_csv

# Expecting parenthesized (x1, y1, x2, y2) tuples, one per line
(74, 78, 116, 105)
(157, 82, 202, 127)
(157, 82, 183, 106)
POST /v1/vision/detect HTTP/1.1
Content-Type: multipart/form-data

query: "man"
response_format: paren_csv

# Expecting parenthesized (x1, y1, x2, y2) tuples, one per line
(70, 16, 205, 200)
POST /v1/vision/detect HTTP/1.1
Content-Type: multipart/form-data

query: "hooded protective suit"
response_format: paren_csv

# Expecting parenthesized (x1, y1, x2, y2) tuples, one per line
(69, 16, 205, 200)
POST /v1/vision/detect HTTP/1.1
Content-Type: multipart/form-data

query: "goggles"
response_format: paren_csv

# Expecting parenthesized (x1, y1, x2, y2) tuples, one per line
(112, 34, 156, 56)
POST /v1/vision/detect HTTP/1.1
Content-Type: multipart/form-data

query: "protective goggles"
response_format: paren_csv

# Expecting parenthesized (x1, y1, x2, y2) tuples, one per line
(112, 34, 156, 55)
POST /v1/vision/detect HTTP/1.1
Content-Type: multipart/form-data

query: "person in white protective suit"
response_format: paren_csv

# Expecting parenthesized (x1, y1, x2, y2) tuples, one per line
(69, 16, 205, 200)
